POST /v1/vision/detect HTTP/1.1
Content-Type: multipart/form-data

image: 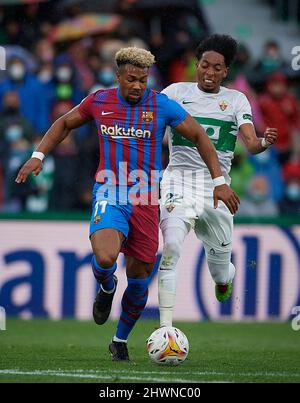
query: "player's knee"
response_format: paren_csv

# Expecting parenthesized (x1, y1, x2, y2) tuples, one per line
(159, 238, 182, 271)
(163, 237, 182, 258)
(95, 252, 117, 268)
(128, 263, 153, 279)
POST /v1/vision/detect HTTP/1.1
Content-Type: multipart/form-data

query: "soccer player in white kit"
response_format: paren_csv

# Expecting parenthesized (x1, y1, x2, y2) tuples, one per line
(158, 34, 278, 327)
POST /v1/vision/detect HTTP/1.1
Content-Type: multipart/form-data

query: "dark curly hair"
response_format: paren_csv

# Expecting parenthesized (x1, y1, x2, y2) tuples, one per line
(196, 34, 238, 67)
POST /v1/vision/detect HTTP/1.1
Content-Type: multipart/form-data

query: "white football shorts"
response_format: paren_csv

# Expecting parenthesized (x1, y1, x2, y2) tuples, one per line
(160, 170, 233, 252)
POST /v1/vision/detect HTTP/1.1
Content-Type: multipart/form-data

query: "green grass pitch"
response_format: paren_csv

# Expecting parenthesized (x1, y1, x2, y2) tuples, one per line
(0, 319, 299, 383)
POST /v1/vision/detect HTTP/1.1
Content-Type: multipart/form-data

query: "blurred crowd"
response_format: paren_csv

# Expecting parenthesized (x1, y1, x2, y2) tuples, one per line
(0, 0, 300, 216)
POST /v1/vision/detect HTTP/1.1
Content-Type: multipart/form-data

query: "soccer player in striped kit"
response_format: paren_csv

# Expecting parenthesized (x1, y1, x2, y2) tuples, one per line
(16, 47, 239, 361)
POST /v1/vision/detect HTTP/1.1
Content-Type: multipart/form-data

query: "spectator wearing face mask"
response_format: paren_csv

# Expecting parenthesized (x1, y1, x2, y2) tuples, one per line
(0, 56, 50, 133)
(254, 40, 287, 79)
(37, 63, 54, 86)
(96, 62, 117, 89)
(237, 175, 279, 217)
(0, 91, 34, 161)
(279, 177, 300, 215)
(50, 57, 84, 107)
(0, 91, 35, 210)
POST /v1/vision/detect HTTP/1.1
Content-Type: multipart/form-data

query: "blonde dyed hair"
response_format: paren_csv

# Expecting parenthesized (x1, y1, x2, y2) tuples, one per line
(115, 47, 155, 68)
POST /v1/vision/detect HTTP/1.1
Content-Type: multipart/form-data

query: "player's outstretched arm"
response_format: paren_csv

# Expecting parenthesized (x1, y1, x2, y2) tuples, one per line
(15, 106, 88, 184)
(175, 115, 240, 214)
(239, 123, 278, 154)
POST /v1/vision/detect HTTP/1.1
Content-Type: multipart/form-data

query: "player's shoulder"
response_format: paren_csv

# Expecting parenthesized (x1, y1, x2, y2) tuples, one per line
(151, 89, 173, 104)
(94, 88, 117, 98)
(162, 82, 195, 96)
(220, 86, 248, 101)
(152, 90, 184, 114)
(165, 82, 195, 90)
(90, 87, 116, 102)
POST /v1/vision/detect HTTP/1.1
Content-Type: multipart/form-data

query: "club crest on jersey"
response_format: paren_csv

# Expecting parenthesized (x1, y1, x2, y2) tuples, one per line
(219, 100, 228, 111)
(142, 111, 153, 123)
(94, 215, 101, 224)
(166, 203, 175, 213)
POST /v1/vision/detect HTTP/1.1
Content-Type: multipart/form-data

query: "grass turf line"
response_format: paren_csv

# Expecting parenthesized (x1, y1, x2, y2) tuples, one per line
(0, 319, 299, 383)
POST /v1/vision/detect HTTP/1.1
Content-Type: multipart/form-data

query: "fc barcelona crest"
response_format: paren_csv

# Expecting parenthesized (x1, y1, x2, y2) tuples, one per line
(94, 215, 101, 224)
(142, 111, 153, 123)
(219, 100, 228, 111)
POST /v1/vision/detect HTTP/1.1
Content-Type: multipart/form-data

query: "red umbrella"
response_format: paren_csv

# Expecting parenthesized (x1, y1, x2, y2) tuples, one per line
(49, 13, 121, 43)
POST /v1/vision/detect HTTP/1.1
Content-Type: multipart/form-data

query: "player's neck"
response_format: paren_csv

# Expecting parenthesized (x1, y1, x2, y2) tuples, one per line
(197, 83, 221, 94)
(117, 88, 148, 105)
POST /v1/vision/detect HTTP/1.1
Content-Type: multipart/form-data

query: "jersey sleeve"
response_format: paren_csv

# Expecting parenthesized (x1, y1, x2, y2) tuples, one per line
(164, 97, 188, 128)
(161, 83, 177, 100)
(235, 92, 254, 128)
(78, 93, 95, 120)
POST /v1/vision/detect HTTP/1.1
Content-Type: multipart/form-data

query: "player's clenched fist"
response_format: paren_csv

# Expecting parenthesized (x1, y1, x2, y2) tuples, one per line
(15, 158, 43, 184)
(264, 127, 277, 146)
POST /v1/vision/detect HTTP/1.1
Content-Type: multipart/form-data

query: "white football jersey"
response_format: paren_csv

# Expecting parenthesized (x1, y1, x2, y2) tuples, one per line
(162, 82, 253, 184)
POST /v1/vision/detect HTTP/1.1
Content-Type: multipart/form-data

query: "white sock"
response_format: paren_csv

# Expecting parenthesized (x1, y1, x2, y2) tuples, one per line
(100, 282, 116, 294)
(159, 218, 189, 327)
(113, 335, 127, 343)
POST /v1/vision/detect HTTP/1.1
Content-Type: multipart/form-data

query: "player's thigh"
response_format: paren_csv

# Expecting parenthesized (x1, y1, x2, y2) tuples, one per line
(90, 228, 124, 262)
(121, 205, 159, 264)
(160, 216, 191, 247)
(160, 181, 197, 224)
(90, 193, 129, 261)
(194, 205, 233, 251)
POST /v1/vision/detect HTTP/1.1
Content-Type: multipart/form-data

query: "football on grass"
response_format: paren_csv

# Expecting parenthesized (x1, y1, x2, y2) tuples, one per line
(146, 326, 189, 365)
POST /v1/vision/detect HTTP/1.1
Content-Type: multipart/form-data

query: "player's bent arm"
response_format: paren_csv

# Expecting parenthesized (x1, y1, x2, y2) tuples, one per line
(33, 105, 88, 155)
(175, 114, 223, 179)
(239, 123, 278, 154)
(15, 106, 89, 183)
(175, 115, 240, 214)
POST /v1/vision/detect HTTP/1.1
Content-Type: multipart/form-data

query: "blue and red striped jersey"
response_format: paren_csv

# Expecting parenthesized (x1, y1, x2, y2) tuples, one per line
(78, 87, 187, 186)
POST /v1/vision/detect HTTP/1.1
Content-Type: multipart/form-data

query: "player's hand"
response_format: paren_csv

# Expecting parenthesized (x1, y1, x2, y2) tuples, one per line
(213, 184, 240, 215)
(15, 158, 43, 183)
(264, 127, 277, 146)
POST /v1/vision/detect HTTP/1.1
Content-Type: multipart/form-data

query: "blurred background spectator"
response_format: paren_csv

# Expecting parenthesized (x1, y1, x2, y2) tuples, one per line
(279, 176, 300, 215)
(0, 0, 299, 217)
(237, 175, 279, 217)
(254, 40, 288, 79)
(258, 71, 300, 165)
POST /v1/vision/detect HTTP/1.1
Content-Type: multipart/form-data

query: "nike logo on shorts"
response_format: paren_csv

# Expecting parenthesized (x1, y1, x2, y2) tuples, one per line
(221, 241, 231, 247)
(102, 111, 114, 115)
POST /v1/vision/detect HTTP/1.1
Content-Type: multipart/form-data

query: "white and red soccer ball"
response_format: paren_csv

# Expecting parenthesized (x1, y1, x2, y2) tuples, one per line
(146, 326, 189, 365)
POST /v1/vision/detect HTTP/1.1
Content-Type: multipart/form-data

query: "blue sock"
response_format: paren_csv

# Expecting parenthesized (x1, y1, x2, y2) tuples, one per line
(91, 255, 117, 292)
(116, 276, 150, 341)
